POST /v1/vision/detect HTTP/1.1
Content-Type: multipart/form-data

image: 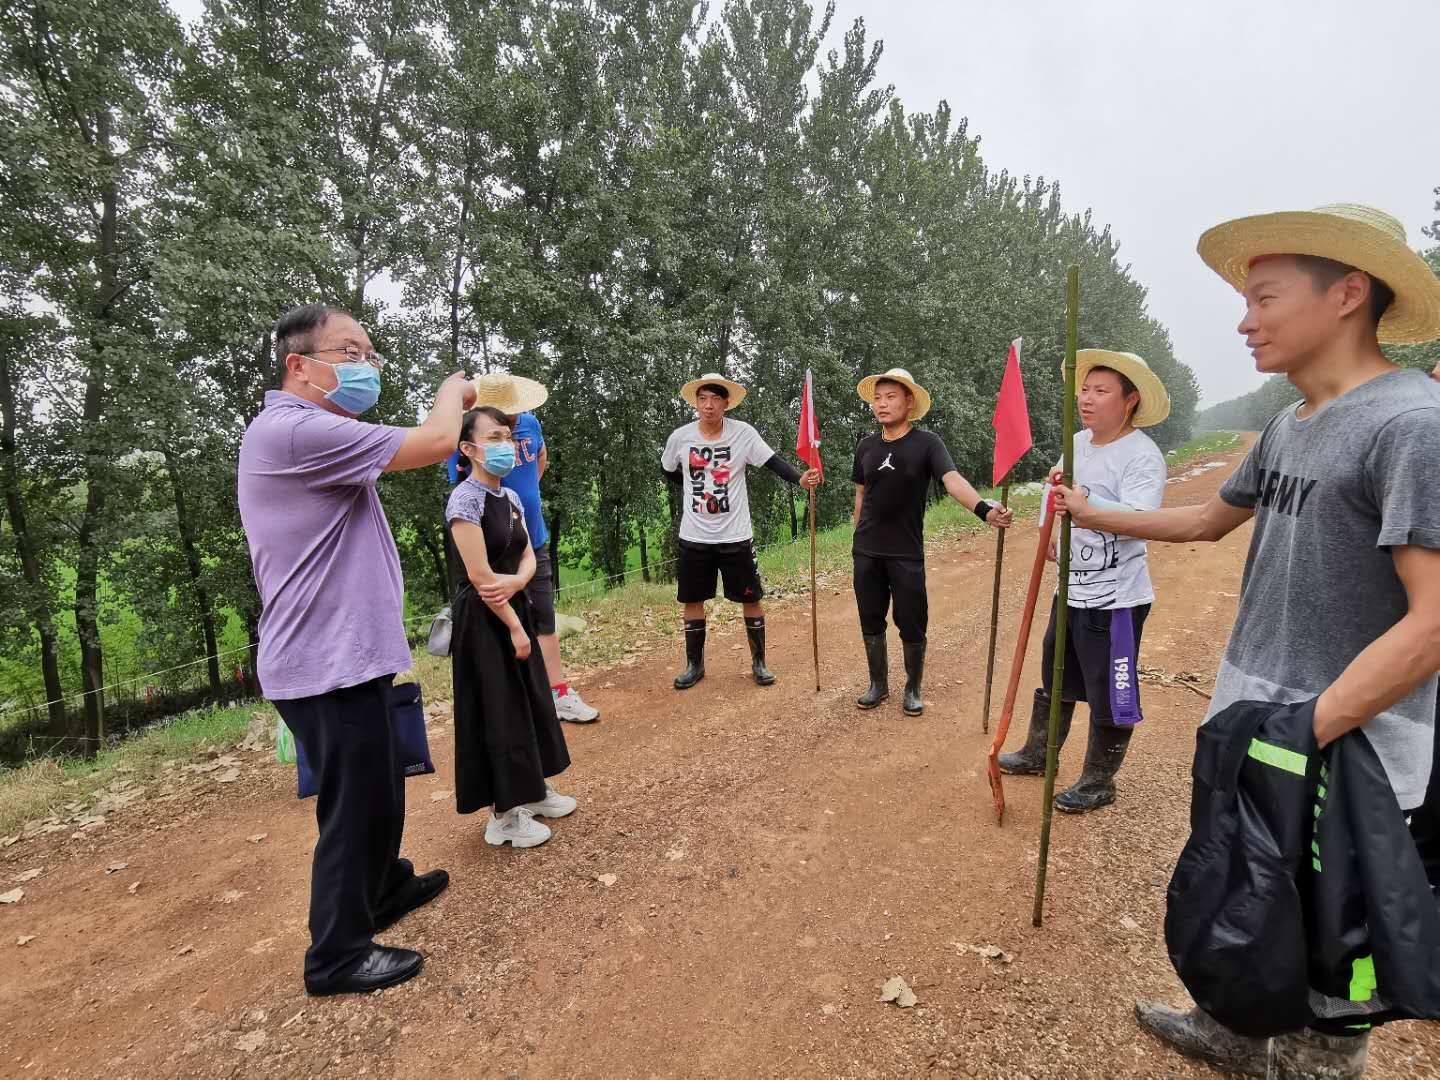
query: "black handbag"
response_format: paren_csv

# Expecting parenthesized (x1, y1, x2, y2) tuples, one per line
(295, 680, 436, 798)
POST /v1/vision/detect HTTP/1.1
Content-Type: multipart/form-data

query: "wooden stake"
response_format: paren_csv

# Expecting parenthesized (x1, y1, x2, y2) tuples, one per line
(980, 481, 1011, 733)
(1034, 265, 1079, 929)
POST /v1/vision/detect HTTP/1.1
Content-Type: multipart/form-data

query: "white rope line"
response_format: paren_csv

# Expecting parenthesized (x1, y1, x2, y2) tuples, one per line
(0, 531, 815, 724)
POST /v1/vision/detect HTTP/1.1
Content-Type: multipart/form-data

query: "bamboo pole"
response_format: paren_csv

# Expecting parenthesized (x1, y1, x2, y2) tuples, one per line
(980, 481, 1011, 733)
(809, 487, 819, 691)
(1033, 265, 1079, 928)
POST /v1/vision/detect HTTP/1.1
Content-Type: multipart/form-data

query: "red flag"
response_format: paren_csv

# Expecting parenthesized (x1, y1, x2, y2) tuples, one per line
(796, 368, 822, 477)
(992, 337, 1032, 485)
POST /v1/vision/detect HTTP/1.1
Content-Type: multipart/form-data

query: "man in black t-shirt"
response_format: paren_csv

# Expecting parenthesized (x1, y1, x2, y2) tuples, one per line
(851, 368, 1012, 715)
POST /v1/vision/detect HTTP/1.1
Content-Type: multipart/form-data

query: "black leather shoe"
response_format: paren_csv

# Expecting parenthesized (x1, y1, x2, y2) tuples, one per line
(305, 945, 424, 997)
(374, 869, 450, 932)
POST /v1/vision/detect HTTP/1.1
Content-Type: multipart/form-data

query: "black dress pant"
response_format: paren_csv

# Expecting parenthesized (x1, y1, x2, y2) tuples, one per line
(274, 674, 416, 983)
(1410, 694, 1440, 891)
(853, 554, 927, 642)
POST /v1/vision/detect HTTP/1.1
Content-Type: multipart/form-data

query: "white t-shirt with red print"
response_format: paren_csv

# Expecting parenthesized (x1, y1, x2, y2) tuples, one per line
(662, 418, 775, 544)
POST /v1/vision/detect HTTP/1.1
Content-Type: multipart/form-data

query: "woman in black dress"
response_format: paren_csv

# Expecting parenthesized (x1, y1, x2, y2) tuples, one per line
(447, 406, 573, 848)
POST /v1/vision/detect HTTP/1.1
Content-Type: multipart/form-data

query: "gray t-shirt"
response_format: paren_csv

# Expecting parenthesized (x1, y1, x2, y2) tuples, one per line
(1209, 369, 1440, 808)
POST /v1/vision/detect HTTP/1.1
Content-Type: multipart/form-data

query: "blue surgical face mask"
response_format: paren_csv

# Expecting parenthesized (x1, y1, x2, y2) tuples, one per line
(308, 357, 381, 414)
(483, 442, 517, 478)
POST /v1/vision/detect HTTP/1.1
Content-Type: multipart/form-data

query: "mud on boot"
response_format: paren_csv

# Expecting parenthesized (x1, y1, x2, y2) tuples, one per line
(674, 618, 706, 690)
(745, 616, 775, 686)
(1267, 1028, 1368, 1080)
(998, 689, 1074, 775)
(856, 634, 888, 709)
(1055, 723, 1132, 813)
(901, 640, 926, 716)
(1134, 1002, 1268, 1077)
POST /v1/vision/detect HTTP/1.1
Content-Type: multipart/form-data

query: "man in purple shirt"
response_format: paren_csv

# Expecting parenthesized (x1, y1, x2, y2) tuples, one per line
(239, 303, 474, 996)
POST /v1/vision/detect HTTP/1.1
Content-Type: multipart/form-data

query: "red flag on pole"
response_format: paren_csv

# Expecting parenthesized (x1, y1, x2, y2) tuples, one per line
(992, 337, 1032, 485)
(796, 368, 822, 477)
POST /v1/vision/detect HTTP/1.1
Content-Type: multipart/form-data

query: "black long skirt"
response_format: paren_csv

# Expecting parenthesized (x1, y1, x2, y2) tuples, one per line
(451, 584, 570, 814)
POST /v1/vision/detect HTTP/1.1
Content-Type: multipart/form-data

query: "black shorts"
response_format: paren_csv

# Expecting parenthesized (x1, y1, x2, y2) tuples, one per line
(676, 538, 764, 604)
(1041, 598, 1151, 727)
(525, 546, 557, 636)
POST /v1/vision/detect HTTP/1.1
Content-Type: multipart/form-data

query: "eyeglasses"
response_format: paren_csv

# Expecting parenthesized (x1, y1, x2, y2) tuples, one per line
(307, 347, 387, 369)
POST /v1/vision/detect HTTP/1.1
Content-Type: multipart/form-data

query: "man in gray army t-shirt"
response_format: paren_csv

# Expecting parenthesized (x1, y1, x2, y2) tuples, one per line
(1054, 204, 1440, 1080)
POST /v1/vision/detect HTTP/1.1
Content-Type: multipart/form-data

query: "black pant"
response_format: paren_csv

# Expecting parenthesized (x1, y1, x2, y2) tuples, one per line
(853, 554, 927, 642)
(1410, 694, 1440, 891)
(274, 674, 415, 983)
(1040, 599, 1150, 729)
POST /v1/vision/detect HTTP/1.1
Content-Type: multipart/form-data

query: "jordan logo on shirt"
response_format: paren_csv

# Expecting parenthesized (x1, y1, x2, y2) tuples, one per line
(878, 453, 895, 472)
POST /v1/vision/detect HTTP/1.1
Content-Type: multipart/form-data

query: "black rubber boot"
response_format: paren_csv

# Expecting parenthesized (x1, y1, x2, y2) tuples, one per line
(1267, 1028, 1368, 1079)
(998, 689, 1074, 775)
(745, 616, 775, 686)
(1055, 724, 1132, 813)
(856, 634, 888, 709)
(901, 640, 925, 716)
(673, 619, 706, 690)
(1134, 1003, 1268, 1077)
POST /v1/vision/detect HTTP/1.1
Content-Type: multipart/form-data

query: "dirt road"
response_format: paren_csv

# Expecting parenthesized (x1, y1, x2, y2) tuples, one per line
(3, 440, 1437, 1079)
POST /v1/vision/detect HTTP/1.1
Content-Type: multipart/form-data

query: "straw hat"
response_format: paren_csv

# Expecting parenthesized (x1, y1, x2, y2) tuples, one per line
(470, 372, 548, 415)
(1197, 204, 1440, 344)
(857, 368, 932, 420)
(1074, 350, 1171, 429)
(681, 373, 748, 410)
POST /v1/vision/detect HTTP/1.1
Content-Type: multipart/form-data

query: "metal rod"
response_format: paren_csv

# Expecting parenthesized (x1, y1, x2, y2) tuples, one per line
(981, 481, 1011, 733)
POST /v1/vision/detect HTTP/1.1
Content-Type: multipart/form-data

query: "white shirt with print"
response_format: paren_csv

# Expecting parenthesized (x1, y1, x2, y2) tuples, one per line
(662, 418, 775, 544)
(1054, 428, 1167, 609)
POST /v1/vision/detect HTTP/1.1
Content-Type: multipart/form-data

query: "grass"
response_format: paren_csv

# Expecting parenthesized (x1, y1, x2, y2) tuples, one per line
(0, 429, 1238, 836)
(0, 701, 270, 838)
(1164, 430, 1240, 467)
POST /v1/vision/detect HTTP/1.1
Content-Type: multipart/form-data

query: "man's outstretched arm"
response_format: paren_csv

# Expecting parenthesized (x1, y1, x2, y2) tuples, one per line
(1056, 486, 1253, 544)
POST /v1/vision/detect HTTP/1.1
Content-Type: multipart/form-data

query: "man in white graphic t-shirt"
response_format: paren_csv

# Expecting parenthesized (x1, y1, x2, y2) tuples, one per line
(661, 374, 820, 690)
(997, 349, 1171, 814)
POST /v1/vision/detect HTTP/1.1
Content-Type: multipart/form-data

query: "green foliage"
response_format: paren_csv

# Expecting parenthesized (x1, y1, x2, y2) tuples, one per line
(0, 0, 1297, 756)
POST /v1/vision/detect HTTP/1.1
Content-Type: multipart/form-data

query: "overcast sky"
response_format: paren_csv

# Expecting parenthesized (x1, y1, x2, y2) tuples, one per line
(167, 0, 1440, 405)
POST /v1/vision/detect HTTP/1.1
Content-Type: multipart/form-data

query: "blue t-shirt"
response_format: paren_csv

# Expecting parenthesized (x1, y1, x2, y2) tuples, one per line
(501, 412, 548, 549)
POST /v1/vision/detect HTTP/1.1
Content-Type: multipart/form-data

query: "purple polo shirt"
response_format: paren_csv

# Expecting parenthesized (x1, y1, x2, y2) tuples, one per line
(238, 391, 411, 700)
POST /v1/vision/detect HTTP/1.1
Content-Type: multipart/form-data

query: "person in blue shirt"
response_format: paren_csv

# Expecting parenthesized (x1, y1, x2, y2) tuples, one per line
(452, 373, 600, 723)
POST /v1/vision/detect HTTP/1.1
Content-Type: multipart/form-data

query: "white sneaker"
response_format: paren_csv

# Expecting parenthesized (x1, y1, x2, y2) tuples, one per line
(484, 806, 552, 848)
(523, 785, 577, 819)
(554, 688, 600, 723)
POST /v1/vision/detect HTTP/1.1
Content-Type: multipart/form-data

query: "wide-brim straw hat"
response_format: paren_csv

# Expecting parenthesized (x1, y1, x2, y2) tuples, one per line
(857, 367, 932, 420)
(681, 373, 748, 410)
(1074, 350, 1171, 428)
(471, 372, 548, 415)
(1197, 203, 1440, 345)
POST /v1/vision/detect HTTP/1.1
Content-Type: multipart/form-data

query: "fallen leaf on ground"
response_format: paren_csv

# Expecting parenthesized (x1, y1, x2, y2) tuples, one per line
(16, 935, 36, 946)
(219, 890, 245, 904)
(1119, 915, 1142, 933)
(235, 1030, 267, 1053)
(430, 790, 452, 802)
(127, 881, 141, 895)
(176, 943, 195, 956)
(879, 976, 917, 1008)
(105, 862, 129, 875)
(1, 889, 24, 905)
(247, 834, 267, 844)
(215, 768, 241, 783)
(595, 873, 617, 887)
(14, 868, 42, 883)
(953, 942, 1013, 964)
